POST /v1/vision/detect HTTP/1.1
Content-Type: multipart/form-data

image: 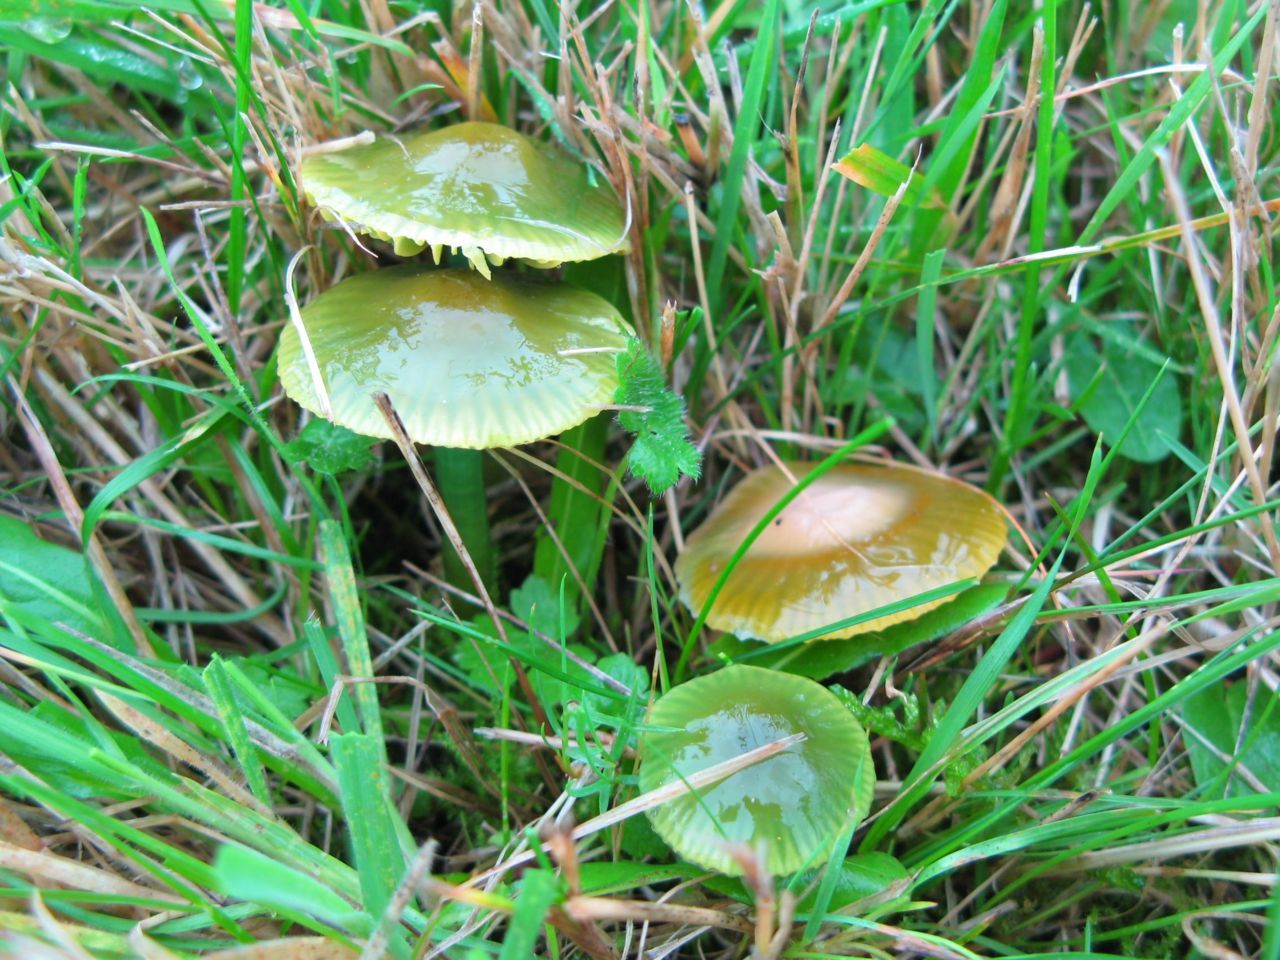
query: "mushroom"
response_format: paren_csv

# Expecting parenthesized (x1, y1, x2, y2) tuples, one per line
(277, 265, 634, 449)
(639, 664, 873, 877)
(675, 462, 1006, 642)
(300, 121, 629, 276)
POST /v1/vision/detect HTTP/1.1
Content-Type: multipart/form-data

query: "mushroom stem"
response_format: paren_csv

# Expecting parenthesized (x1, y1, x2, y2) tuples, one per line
(434, 447, 495, 594)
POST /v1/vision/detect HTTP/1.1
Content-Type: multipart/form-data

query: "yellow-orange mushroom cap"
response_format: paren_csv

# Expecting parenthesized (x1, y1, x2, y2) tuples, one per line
(675, 462, 1007, 642)
(300, 122, 629, 275)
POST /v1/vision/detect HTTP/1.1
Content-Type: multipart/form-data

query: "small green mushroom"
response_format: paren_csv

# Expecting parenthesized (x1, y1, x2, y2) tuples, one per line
(300, 122, 630, 275)
(639, 664, 873, 877)
(675, 462, 1007, 642)
(278, 266, 633, 449)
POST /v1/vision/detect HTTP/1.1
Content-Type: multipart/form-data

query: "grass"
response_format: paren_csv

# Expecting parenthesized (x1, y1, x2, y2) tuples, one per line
(1, 0, 1278, 957)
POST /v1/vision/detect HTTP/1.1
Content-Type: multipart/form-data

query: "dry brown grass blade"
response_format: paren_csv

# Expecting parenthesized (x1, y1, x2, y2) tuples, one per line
(0, 798, 42, 852)
(1160, 150, 1280, 575)
(203, 938, 358, 960)
(464, 731, 805, 889)
(564, 895, 752, 936)
(973, 23, 1042, 264)
(1060, 816, 1280, 871)
(0, 840, 184, 905)
(96, 691, 270, 815)
(372, 392, 562, 795)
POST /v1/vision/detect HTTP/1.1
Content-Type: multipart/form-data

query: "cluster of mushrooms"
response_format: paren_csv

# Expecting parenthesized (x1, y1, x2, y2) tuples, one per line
(283, 122, 1008, 880)
(280, 122, 635, 450)
(640, 462, 1005, 875)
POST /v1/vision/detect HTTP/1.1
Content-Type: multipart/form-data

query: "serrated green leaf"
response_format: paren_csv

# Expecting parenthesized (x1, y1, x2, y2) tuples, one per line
(283, 419, 374, 475)
(614, 339, 700, 496)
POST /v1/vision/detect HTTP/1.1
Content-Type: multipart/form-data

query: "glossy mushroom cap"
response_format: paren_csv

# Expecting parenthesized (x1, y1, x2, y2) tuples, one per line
(300, 122, 629, 275)
(278, 266, 633, 449)
(676, 462, 1007, 642)
(639, 664, 873, 877)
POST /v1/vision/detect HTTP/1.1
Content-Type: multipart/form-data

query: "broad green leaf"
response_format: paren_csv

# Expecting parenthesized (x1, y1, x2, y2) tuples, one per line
(577, 862, 694, 896)
(586, 652, 647, 707)
(510, 574, 581, 640)
(453, 617, 597, 709)
(1064, 332, 1182, 463)
(705, 852, 907, 913)
(0, 515, 104, 637)
(618, 813, 669, 861)
(1183, 681, 1280, 799)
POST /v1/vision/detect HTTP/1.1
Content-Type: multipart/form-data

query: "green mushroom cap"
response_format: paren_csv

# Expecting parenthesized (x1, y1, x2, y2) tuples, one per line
(278, 266, 634, 449)
(300, 121, 630, 274)
(639, 665, 873, 877)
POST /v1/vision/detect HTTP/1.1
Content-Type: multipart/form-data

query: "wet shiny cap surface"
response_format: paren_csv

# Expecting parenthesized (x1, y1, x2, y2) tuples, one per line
(300, 122, 629, 269)
(278, 266, 634, 448)
(639, 664, 872, 877)
(675, 462, 1007, 642)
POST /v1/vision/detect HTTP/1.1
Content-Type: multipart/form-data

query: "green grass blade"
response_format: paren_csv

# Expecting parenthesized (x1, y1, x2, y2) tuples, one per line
(330, 732, 406, 937)
(319, 519, 383, 744)
(499, 869, 561, 960)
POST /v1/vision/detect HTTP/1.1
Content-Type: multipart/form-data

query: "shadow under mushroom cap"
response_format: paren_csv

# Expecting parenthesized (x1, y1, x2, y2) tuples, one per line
(639, 664, 872, 877)
(675, 462, 1008, 642)
(278, 266, 634, 449)
(301, 121, 630, 268)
